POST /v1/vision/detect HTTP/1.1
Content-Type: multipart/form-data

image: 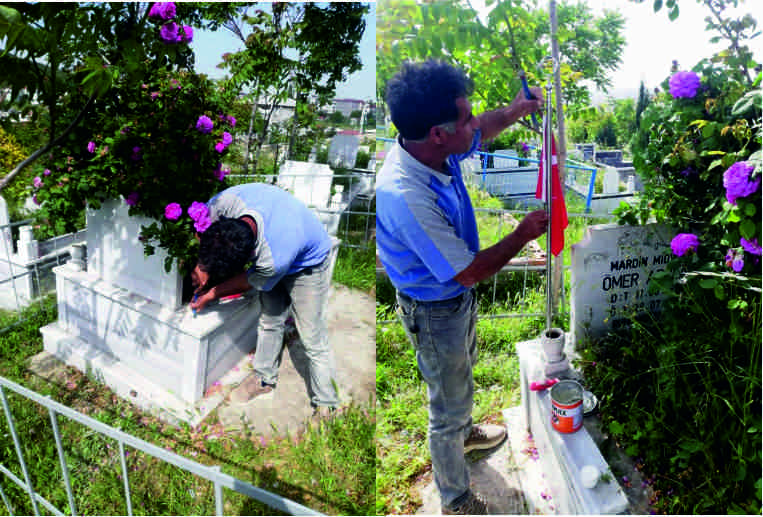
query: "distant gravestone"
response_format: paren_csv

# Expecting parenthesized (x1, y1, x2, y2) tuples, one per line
(277, 160, 334, 209)
(571, 223, 675, 344)
(494, 149, 519, 168)
(328, 134, 360, 168)
(577, 143, 595, 162)
(602, 167, 620, 194)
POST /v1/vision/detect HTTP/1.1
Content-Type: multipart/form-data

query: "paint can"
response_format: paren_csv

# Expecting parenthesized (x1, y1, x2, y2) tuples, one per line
(550, 379, 583, 433)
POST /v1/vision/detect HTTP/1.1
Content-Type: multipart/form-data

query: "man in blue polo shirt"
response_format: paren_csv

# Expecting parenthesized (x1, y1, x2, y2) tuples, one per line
(190, 183, 338, 415)
(377, 60, 548, 514)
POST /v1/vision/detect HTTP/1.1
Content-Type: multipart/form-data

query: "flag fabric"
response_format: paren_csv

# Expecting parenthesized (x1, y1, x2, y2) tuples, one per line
(535, 121, 568, 256)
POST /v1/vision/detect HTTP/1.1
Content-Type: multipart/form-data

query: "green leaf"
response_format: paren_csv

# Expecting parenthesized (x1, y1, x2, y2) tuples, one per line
(740, 219, 756, 240)
(668, 5, 679, 21)
(699, 278, 717, 289)
(744, 203, 757, 217)
(708, 159, 724, 171)
(653, 0, 663, 12)
(714, 283, 725, 300)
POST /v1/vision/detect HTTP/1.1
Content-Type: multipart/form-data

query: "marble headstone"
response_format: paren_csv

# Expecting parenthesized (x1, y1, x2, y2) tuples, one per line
(277, 160, 334, 209)
(571, 223, 674, 344)
(328, 134, 360, 168)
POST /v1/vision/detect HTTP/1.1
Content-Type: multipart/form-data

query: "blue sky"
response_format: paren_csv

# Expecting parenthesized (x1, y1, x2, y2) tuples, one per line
(190, 3, 376, 102)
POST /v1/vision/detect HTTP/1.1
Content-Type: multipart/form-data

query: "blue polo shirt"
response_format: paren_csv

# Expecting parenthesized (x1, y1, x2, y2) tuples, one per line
(207, 183, 332, 292)
(376, 134, 481, 301)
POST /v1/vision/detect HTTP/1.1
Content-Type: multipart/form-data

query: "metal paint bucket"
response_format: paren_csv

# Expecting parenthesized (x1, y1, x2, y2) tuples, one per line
(550, 380, 583, 433)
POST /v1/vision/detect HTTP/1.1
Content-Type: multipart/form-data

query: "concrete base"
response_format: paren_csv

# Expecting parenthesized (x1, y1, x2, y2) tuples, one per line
(516, 337, 628, 514)
(42, 264, 261, 425)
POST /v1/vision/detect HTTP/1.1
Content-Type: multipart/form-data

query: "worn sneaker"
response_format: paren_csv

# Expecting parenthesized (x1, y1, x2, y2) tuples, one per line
(464, 424, 507, 454)
(442, 490, 488, 515)
(229, 373, 274, 404)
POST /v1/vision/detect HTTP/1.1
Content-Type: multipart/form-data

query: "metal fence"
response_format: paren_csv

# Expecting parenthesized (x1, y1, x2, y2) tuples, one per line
(0, 375, 321, 516)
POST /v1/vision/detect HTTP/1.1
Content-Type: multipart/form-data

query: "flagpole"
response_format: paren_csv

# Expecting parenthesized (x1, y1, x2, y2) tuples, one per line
(544, 79, 553, 332)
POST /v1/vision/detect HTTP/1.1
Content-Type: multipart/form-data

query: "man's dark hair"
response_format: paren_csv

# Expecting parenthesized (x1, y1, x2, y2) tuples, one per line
(197, 217, 254, 288)
(385, 59, 474, 141)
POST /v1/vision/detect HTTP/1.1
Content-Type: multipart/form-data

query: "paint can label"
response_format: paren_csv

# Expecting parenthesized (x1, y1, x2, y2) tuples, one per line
(550, 380, 583, 433)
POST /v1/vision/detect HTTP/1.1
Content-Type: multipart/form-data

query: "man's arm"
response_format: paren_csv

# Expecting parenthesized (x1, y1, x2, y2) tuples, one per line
(454, 209, 548, 287)
(190, 271, 253, 312)
(477, 87, 544, 142)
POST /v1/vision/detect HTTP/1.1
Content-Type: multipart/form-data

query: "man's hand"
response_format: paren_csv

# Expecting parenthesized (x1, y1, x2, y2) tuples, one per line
(515, 209, 549, 243)
(509, 86, 544, 120)
(191, 289, 215, 313)
(191, 264, 209, 292)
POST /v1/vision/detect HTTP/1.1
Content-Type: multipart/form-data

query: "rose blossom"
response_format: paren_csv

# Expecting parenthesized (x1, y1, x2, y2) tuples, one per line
(125, 192, 140, 206)
(723, 161, 759, 205)
(178, 25, 193, 43)
(670, 233, 699, 257)
(43, 168, 51, 176)
(740, 237, 762, 256)
(149, 2, 176, 21)
(87, 141, 96, 153)
(188, 201, 209, 222)
(164, 202, 182, 221)
(196, 115, 213, 134)
(159, 22, 179, 43)
(194, 215, 212, 233)
(33, 176, 43, 188)
(226, 115, 236, 127)
(215, 141, 226, 153)
(725, 249, 744, 272)
(669, 71, 701, 99)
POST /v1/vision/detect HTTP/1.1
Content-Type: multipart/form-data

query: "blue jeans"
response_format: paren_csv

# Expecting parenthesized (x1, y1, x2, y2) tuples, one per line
(396, 289, 478, 509)
(253, 257, 338, 407)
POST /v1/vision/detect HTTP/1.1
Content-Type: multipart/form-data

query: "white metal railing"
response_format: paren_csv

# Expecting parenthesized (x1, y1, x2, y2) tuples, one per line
(0, 375, 322, 516)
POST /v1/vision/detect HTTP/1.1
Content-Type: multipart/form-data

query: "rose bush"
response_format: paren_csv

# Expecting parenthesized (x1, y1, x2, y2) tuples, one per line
(32, 3, 235, 274)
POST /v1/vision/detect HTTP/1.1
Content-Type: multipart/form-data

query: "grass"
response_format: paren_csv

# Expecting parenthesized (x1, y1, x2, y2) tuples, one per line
(0, 246, 375, 516)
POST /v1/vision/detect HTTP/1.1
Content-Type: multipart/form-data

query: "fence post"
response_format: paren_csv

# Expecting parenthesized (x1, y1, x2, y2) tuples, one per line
(0, 387, 40, 515)
(46, 400, 77, 517)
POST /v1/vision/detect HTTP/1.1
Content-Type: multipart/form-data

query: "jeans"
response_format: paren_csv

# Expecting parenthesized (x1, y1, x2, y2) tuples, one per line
(396, 289, 478, 509)
(253, 257, 338, 408)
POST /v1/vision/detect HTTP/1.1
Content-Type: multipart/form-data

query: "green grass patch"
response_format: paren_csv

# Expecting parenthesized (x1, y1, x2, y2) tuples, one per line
(0, 296, 374, 516)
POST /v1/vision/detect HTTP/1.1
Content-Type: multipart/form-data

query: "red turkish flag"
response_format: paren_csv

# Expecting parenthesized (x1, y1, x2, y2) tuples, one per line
(535, 124, 568, 256)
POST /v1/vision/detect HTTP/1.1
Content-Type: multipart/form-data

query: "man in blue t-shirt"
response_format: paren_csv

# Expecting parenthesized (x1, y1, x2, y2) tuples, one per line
(190, 183, 338, 415)
(377, 60, 548, 515)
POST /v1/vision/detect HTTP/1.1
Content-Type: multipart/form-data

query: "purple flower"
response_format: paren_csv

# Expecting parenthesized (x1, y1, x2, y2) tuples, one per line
(150, 91, 160, 100)
(159, 22, 179, 43)
(226, 115, 237, 127)
(723, 161, 759, 205)
(194, 215, 212, 233)
(125, 192, 140, 206)
(178, 25, 193, 43)
(131, 146, 142, 161)
(187, 201, 209, 222)
(149, 2, 176, 21)
(222, 131, 233, 146)
(33, 194, 40, 205)
(521, 142, 530, 153)
(680, 167, 695, 177)
(43, 168, 51, 176)
(741, 237, 761, 256)
(213, 164, 229, 181)
(196, 115, 214, 134)
(725, 249, 744, 272)
(164, 202, 182, 221)
(671, 233, 700, 257)
(87, 141, 96, 153)
(669, 71, 701, 99)
(33, 176, 43, 188)
(215, 141, 226, 153)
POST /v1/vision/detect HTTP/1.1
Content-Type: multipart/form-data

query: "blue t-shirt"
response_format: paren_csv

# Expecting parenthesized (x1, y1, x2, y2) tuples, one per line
(376, 133, 481, 301)
(207, 183, 332, 291)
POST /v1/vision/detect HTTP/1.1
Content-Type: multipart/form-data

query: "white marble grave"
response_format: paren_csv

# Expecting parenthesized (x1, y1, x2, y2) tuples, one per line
(41, 198, 261, 424)
(328, 133, 360, 168)
(514, 337, 629, 514)
(570, 223, 674, 345)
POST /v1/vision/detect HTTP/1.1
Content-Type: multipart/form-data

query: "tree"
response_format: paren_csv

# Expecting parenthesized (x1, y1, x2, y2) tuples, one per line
(377, 0, 625, 121)
(220, 2, 367, 174)
(0, 2, 238, 191)
(635, 80, 651, 129)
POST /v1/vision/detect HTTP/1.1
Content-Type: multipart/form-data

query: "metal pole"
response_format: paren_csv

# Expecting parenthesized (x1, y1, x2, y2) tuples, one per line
(0, 387, 40, 515)
(545, 78, 553, 332)
(47, 403, 77, 517)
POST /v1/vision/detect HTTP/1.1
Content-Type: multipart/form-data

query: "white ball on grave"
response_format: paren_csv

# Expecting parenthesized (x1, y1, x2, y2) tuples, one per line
(580, 465, 600, 489)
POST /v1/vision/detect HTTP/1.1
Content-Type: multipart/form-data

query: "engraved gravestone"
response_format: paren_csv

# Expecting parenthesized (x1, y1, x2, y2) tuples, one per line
(494, 149, 519, 168)
(571, 223, 675, 344)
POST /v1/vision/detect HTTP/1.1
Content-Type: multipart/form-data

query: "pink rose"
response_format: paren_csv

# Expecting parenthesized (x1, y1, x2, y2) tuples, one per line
(164, 202, 182, 220)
